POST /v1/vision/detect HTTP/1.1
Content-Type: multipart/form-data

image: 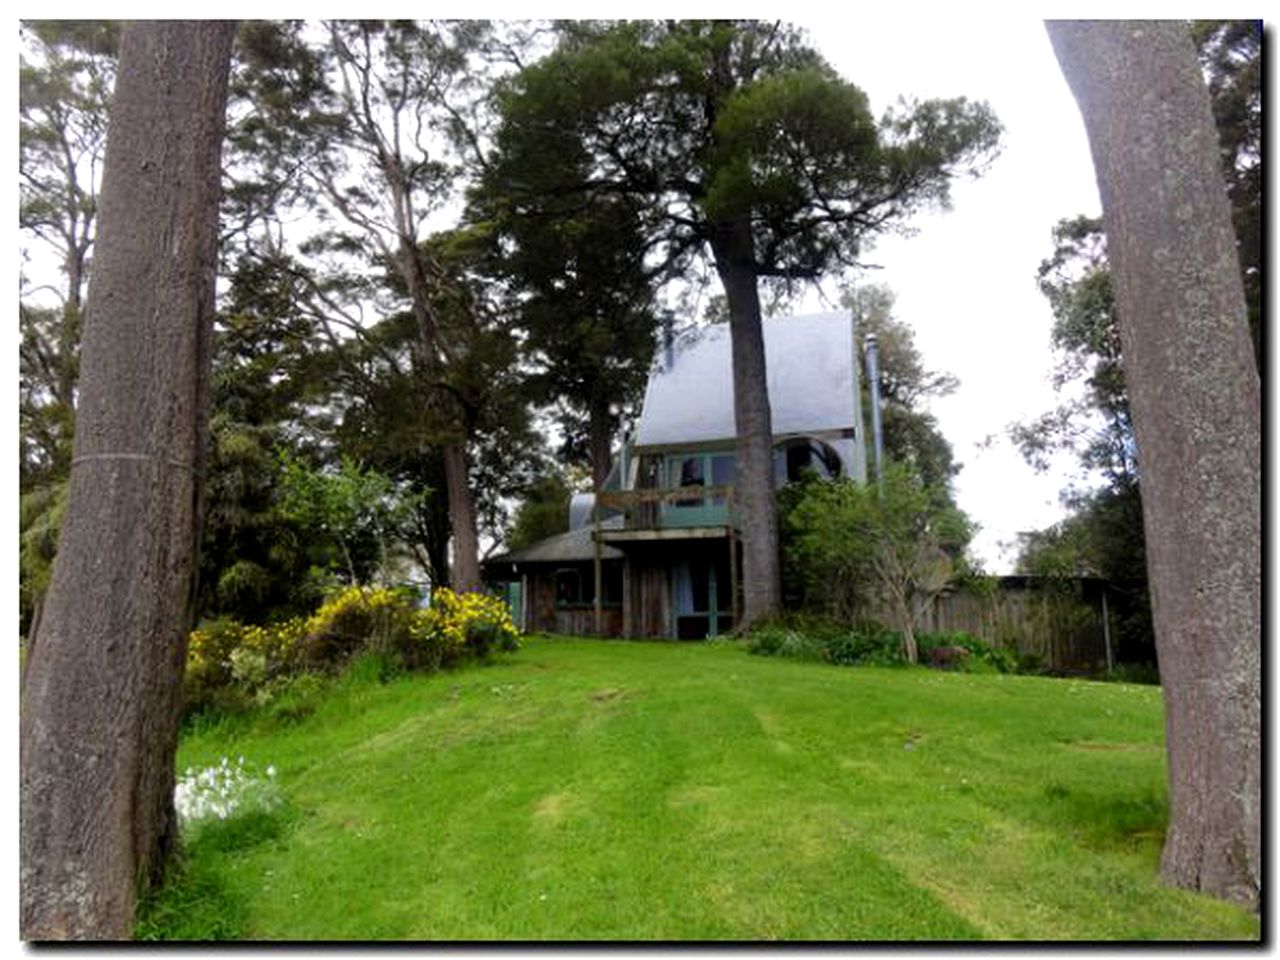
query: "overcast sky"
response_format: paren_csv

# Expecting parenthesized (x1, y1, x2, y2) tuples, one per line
(783, 15, 1107, 572)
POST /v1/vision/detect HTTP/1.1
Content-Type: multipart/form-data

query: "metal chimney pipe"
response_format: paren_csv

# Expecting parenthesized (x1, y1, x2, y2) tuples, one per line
(849, 305, 868, 485)
(619, 416, 630, 491)
(865, 332, 885, 491)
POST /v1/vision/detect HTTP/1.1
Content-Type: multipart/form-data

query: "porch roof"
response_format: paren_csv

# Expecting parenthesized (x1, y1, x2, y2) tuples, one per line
(487, 517, 625, 567)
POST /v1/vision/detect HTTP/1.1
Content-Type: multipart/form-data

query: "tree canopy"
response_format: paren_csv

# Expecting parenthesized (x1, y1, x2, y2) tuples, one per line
(484, 19, 1000, 624)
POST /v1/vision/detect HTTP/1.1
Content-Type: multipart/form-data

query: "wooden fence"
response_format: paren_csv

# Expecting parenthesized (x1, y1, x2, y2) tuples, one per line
(880, 577, 1118, 675)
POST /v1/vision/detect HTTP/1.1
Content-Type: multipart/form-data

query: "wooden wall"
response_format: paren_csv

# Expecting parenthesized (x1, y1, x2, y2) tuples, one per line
(882, 582, 1112, 674)
(522, 567, 624, 637)
(624, 555, 671, 639)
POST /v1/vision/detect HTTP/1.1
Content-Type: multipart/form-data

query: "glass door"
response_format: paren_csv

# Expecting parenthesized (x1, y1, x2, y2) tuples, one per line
(671, 556, 734, 639)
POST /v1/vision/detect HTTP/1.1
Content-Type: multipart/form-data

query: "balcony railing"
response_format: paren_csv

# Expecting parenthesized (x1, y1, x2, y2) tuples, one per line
(595, 485, 735, 531)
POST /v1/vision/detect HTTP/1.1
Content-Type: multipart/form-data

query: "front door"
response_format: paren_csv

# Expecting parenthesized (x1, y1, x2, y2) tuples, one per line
(671, 554, 734, 639)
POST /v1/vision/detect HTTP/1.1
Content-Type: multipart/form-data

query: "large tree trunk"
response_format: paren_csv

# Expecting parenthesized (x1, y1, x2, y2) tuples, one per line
(711, 219, 781, 627)
(1047, 20, 1260, 909)
(442, 441, 482, 593)
(587, 399, 614, 494)
(20, 21, 235, 940)
(397, 236, 484, 596)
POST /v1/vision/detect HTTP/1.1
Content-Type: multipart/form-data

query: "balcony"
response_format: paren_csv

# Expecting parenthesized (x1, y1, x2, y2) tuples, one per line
(594, 485, 735, 540)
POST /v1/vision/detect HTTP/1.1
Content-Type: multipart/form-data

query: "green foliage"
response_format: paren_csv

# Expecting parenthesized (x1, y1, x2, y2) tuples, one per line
(491, 20, 1000, 290)
(277, 452, 426, 585)
(183, 585, 521, 720)
(505, 472, 572, 551)
(778, 477, 874, 619)
(1106, 661, 1161, 686)
(780, 465, 971, 657)
(18, 480, 68, 636)
(916, 631, 1018, 674)
(746, 617, 903, 667)
(749, 620, 1024, 676)
(822, 621, 904, 667)
(472, 175, 658, 485)
(744, 622, 826, 662)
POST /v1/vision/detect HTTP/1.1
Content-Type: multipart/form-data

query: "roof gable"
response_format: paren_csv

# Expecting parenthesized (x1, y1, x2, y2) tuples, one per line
(633, 312, 856, 449)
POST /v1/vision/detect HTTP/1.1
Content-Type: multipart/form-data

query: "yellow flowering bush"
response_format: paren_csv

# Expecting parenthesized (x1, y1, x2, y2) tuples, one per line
(183, 585, 520, 717)
(411, 588, 520, 661)
(299, 585, 414, 668)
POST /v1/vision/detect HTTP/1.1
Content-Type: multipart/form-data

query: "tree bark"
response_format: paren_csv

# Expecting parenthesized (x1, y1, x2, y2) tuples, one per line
(20, 21, 236, 940)
(588, 399, 614, 494)
(711, 218, 781, 627)
(1047, 20, 1260, 910)
(442, 441, 482, 593)
(396, 235, 484, 596)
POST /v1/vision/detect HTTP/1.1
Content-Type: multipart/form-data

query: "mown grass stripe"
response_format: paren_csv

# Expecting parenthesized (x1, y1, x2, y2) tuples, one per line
(145, 636, 1258, 941)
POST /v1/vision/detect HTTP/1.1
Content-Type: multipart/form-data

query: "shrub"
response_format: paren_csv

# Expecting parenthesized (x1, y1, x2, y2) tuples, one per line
(262, 673, 325, 725)
(746, 618, 902, 667)
(916, 631, 1018, 674)
(300, 585, 412, 669)
(183, 585, 520, 719)
(744, 622, 794, 656)
(823, 621, 903, 667)
(406, 588, 520, 664)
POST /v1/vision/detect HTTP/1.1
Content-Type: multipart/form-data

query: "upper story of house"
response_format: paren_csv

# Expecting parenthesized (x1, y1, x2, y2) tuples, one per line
(578, 311, 868, 533)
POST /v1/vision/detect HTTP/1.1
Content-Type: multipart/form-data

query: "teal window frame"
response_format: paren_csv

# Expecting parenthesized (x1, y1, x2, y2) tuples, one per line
(661, 452, 735, 527)
(670, 558, 734, 639)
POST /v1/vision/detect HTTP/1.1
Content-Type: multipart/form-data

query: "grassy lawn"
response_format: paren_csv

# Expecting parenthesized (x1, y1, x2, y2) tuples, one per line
(141, 635, 1259, 941)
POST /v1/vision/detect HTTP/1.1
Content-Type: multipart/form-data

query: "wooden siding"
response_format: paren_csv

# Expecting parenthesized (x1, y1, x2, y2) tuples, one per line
(626, 555, 671, 638)
(876, 581, 1117, 674)
(522, 567, 624, 637)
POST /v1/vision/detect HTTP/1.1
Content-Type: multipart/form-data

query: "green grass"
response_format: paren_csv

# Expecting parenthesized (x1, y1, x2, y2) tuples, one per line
(140, 636, 1259, 941)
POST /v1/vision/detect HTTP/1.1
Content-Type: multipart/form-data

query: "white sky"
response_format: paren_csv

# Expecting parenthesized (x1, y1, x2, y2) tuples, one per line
(788, 15, 1106, 572)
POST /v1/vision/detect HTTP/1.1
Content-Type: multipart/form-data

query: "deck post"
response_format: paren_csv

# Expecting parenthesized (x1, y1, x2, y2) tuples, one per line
(728, 512, 740, 631)
(593, 500, 603, 636)
(622, 558, 633, 638)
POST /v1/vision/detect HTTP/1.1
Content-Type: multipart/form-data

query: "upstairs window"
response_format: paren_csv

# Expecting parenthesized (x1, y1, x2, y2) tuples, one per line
(774, 438, 843, 484)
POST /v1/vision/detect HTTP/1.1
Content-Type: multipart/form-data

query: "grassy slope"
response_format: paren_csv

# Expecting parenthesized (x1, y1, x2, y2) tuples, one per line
(147, 636, 1259, 941)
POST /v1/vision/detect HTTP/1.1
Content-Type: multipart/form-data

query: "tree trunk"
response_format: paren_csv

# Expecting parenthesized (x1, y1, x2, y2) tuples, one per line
(588, 400, 614, 494)
(710, 218, 781, 627)
(20, 21, 235, 940)
(397, 237, 484, 597)
(442, 441, 482, 593)
(1047, 20, 1260, 910)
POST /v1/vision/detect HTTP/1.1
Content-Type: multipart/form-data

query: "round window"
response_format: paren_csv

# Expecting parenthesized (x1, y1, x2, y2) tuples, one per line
(774, 438, 843, 484)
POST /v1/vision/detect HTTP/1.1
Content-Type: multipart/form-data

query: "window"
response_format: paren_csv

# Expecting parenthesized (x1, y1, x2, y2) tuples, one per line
(555, 568, 585, 606)
(663, 451, 737, 523)
(774, 438, 843, 484)
(554, 564, 622, 608)
(671, 455, 707, 507)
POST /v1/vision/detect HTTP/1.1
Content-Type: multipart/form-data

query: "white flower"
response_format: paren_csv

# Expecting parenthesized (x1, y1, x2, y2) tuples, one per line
(174, 757, 281, 827)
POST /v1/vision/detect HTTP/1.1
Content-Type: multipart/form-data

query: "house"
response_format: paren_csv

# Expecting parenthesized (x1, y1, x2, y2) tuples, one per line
(487, 312, 868, 639)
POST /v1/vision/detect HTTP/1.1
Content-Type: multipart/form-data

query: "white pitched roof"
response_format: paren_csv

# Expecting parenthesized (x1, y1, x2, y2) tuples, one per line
(634, 312, 858, 448)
